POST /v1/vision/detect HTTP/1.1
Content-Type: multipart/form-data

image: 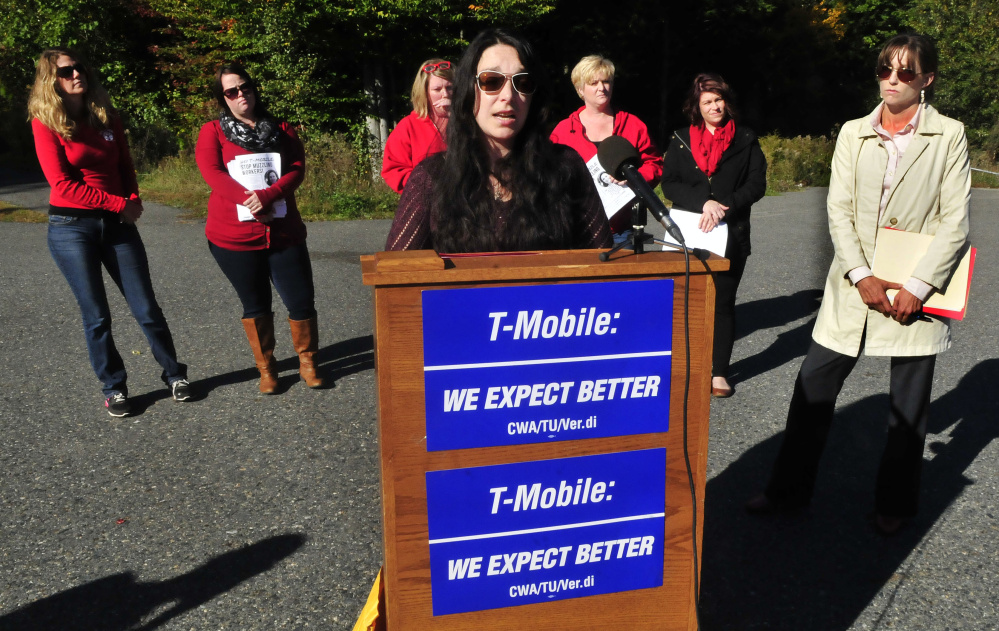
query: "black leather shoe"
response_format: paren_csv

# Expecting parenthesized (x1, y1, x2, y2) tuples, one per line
(874, 514, 905, 536)
(745, 493, 778, 514)
(745, 493, 807, 515)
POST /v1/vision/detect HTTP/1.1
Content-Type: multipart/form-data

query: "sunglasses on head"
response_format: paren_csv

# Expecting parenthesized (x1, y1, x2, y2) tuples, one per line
(423, 61, 451, 74)
(223, 83, 254, 100)
(55, 63, 85, 79)
(876, 65, 922, 83)
(476, 71, 537, 96)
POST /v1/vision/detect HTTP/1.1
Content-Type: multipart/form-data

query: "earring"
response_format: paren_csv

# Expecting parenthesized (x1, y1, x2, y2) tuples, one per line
(920, 88, 925, 104)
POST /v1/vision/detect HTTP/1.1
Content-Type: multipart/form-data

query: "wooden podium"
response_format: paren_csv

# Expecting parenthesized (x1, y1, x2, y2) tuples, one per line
(360, 248, 726, 630)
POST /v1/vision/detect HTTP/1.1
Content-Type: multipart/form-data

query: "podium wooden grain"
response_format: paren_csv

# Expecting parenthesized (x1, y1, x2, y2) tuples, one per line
(361, 249, 727, 630)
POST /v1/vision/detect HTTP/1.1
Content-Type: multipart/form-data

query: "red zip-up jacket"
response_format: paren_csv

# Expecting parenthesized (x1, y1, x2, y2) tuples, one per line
(381, 111, 446, 193)
(550, 106, 662, 187)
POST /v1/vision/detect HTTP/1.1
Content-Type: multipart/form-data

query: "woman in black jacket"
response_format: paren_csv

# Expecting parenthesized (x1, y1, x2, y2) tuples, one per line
(662, 73, 766, 397)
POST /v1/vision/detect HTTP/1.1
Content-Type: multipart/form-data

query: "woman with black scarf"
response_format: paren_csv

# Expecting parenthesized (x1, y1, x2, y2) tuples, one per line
(196, 63, 323, 394)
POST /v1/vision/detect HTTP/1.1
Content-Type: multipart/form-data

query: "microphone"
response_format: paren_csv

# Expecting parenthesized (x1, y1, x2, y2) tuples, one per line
(598, 136, 685, 245)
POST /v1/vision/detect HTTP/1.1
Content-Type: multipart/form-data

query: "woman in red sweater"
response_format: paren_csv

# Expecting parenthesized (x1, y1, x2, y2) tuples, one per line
(380, 59, 454, 193)
(29, 48, 191, 417)
(550, 55, 662, 242)
(196, 63, 323, 394)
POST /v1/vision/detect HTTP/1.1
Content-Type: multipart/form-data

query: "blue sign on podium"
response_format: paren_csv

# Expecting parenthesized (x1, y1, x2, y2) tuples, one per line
(422, 280, 674, 451)
(426, 448, 666, 616)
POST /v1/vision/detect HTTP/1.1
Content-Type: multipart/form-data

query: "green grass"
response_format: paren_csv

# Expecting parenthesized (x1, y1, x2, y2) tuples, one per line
(0, 201, 46, 223)
(970, 150, 999, 188)
(134, 130, 999, 219)
(759, 134, 834, 195)
(137, 132, 399, 221)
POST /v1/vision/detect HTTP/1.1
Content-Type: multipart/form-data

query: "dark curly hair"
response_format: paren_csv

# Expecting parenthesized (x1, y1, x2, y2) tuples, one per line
(682, 72, 738, 126)
(429, 29, 579, 253)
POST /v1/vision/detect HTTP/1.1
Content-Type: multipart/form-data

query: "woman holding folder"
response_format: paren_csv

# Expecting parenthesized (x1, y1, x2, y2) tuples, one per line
(196, 63, 323, 393)
(746, 34, 971, 535)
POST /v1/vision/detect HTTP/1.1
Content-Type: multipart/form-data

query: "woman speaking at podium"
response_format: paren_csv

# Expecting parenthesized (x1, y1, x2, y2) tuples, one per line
(746, 34, 971, 535)
(385, 30, 612, 252)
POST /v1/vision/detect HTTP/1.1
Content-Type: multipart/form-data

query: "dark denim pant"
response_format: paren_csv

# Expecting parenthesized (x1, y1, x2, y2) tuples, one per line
(47, 215, 186, 397)
(208, 241, 316, 321)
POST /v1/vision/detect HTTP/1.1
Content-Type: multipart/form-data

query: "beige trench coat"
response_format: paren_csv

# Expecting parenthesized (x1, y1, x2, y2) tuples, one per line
(812, 104, 971, 357)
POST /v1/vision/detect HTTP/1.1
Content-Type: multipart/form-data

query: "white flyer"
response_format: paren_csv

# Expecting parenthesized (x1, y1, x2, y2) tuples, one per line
(659, 207, 729, 257)
(585, 153, 636, 219)
(226, 153, 288, 222)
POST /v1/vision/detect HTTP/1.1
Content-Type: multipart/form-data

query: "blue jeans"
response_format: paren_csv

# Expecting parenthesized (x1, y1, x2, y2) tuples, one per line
(47, 215, 186, 397)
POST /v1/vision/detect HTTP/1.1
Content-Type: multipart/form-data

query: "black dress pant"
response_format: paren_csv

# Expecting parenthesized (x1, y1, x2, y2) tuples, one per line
(712, 253, 747, 379)
(765, 340, 935, 517)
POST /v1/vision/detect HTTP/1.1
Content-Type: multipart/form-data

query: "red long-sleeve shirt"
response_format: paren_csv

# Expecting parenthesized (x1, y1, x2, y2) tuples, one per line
(32, 116, 139, 215)
(195, 120, 307, 251)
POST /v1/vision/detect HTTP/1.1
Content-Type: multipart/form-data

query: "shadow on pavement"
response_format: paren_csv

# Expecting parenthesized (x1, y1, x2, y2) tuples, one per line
(728, 289, 822, 384)
(184, 334, 373, 396)
(0, 533, 306, 631)
(699, 359, 999, 630)
(729, 319, 815, 384)
(736, 289, 823, 340)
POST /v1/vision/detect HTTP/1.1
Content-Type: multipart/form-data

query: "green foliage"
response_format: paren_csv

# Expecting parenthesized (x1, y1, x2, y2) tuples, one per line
(907, 0, 999, 133)
(759, 134, 835, 194)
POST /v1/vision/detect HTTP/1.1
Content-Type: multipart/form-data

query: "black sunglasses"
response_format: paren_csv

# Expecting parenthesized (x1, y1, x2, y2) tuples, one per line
(476, 71, 536, 96)
(876, 65, 923, 83)
(222, 83, 254, 100)
(55, 63, 85, 79)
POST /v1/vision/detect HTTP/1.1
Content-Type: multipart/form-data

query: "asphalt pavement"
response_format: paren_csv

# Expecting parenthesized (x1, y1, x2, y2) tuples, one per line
(1, 173, 996, 630)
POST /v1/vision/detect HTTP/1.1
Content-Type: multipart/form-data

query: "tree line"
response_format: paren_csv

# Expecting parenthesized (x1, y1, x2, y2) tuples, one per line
(1, 0, 996, 171)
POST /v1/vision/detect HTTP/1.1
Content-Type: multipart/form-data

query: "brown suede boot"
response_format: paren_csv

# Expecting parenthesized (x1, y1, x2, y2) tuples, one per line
(288, 316, 324, 388)
(241, 314, 279, 394)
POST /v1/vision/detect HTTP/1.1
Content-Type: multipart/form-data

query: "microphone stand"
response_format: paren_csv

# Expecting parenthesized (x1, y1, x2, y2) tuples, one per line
(598, 200, 655, 261)
(595, 199, 708, 629)
(599, 201, 710, 263)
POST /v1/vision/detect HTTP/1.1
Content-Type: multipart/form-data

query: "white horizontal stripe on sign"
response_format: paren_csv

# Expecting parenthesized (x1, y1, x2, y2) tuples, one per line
(428, 512, 666, 545)
(424, 351, 671, 372)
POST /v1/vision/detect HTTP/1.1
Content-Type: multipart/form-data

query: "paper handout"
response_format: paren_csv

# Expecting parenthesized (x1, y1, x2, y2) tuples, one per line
(226, 153, 288, 222)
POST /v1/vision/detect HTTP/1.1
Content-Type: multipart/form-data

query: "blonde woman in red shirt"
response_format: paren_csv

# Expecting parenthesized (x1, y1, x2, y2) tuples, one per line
(196, 63, 323, 394)
(381, 59, 454, 193)
(29, 48, 191, 417)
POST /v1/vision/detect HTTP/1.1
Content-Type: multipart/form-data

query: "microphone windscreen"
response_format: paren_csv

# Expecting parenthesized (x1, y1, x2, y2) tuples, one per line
(597, 135, 640, 180)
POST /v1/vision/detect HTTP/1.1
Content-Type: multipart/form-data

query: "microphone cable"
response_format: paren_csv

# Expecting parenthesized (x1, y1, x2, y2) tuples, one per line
(677, 243, 703, 630)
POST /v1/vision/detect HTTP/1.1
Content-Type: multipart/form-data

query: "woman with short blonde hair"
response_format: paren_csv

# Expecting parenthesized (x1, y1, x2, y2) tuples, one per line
(551, 54, 661, 241)
(381, 58, 455, 192)
(569, 55, 615, 97)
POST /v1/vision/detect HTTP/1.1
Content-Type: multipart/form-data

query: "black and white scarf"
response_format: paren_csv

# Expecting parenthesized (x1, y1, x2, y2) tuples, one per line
(219, 109, 281, 152)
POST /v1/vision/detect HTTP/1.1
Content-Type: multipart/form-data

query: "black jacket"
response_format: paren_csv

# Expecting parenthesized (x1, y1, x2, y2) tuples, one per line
(661, 126, 767, 258)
